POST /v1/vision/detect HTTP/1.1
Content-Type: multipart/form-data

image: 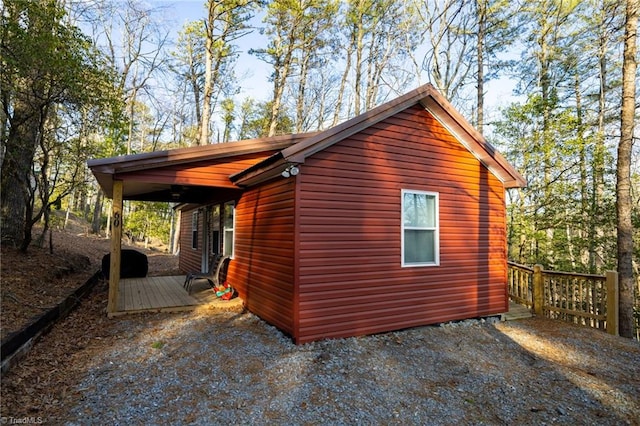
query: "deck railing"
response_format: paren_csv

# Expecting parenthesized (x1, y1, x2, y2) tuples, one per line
(507, 262, 619, 335)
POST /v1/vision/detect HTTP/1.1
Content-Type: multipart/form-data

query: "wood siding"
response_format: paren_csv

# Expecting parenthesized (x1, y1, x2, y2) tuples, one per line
(117, 153, 276, 188)
(296, 105, 507, 343)
(178, 205, 203, 274)
(229, 178, 296, 336)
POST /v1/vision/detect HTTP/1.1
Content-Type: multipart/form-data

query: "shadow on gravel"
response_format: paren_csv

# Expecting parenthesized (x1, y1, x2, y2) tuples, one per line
(490, 320, 639, 424)
(3, 287, 638, 426)
(55, 310, 640, 425)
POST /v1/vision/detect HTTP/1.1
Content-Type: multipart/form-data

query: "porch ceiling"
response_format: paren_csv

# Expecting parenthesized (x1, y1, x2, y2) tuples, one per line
(88, 135, 312, 202)
(120, 181, 242, 204)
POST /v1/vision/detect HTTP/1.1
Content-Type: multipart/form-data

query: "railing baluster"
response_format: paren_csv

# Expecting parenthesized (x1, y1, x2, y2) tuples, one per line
(507, 262, 619, 335)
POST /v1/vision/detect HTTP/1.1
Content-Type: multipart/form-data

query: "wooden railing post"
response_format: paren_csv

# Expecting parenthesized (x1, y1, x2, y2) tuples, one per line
(606, 271, 619, 336)
(533, 264, 544, 316)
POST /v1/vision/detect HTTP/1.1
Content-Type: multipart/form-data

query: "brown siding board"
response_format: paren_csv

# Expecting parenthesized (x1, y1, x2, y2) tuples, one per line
(229, 178, 296, 336)
(299, 170, 503, 196)
(311, 138, 479, 169)
(296, 104, 508, 343)
(297, 266, 505, 289)
(178, 205, 203, 274)
(298, 279, 507, 303)
(117, 152, 276, 188)
(299, 294, 504, 325)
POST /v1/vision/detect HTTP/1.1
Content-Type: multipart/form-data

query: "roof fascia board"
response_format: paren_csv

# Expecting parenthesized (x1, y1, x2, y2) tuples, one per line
(279, 85, 438, 163)
(230, 155, 288, 187)
(87, 134, 310, 175)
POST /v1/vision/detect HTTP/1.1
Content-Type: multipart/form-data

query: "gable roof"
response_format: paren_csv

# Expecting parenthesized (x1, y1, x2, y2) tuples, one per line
(88, 84, 525, 203)
(230, 84, 525, 189)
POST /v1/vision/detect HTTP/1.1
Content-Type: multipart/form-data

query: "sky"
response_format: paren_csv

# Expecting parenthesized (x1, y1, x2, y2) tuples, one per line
(155, 0, 274, 101)
(149, 0, 520, 127)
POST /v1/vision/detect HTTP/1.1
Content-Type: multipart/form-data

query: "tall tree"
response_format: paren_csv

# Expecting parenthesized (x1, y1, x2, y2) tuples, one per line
(473, 0, 517, 132)
(1, 0, 116, 250)
(170, 21, 206, 146)
(512, 0, 581, 265)
(332, 0, 416, 125)
(417, 0, 474, 102)
(291, 0, 338, 132)
(579, 0, 624, 272)
(200, 0, 256, 145)
(87, 0, 170, 154)
(253, 0, 312, 136)
(220, 97, 235, 142)
(616, 0, 638, 338)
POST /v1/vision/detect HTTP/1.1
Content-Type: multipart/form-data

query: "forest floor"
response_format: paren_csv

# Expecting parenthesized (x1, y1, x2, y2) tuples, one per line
(1, 213, 178, 340)
(1, 223, 639, 425)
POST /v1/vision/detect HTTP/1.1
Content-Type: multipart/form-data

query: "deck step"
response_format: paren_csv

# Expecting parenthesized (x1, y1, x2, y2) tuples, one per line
(501, 301, 533, 321)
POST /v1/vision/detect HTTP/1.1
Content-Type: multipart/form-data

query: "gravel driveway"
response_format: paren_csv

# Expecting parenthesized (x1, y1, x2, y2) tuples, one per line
(68, 312, 640, 424)
(2, 288, 639, 425)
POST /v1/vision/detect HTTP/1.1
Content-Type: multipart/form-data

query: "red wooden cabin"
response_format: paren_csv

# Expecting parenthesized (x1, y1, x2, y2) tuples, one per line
(89, 84, 525, 343)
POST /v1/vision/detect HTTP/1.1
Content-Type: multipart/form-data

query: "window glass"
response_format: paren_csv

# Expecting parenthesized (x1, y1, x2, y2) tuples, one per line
(223, 201, 234, 257)
(403, 192, 436, 227)
(191, 210, 199, 250)
(402, 190, 439, 266)
(211, 205, 220, 255)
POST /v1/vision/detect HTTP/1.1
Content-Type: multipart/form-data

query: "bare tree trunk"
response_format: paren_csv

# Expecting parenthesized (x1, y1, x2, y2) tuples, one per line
(127, 85, 137, 154)
(616, 0, 637, 338)
(268, 52, 293, 137)
(64, 190, 75, 230)
(37, 207, 51, 248)
(332, 36, 353, 126)
(1, 99, 39, 247)
(353, 17, 365, 116)
(92, 188, 104, 234)
(201, 14, 214, 146)
(590, 16, 608, 272)
(295, 55, 309, 133)
(476, 0, 485, 133)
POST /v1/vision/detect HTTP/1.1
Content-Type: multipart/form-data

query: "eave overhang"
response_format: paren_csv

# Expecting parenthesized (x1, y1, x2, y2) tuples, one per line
(88, 134, 313, 200)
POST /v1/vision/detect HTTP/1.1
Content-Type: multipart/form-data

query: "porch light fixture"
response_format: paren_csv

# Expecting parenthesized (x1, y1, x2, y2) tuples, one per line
(170, 185, 183, 200)
(281, 164, 300, 178)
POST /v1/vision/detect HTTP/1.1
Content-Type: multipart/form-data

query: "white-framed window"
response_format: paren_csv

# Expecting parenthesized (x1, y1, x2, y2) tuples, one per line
(211, 204, 220, 255)
(401, 189, 439, 267)
(191, 210, 199, 250)
(223, 201, 235, 258)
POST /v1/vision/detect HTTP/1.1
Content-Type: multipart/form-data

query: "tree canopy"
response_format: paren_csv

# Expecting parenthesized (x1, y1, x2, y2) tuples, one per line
(1, 0, 637, 332)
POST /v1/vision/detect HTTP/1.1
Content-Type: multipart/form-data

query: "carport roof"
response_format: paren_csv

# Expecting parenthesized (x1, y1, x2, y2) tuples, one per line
(88, 133, 316, 202)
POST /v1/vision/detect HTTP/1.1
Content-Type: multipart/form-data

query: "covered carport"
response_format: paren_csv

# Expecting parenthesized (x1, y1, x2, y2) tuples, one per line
(87, 135, 304, 316)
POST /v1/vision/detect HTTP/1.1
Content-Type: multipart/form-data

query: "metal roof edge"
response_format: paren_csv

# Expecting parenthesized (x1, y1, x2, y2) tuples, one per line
(232, 84, 440, 186)
(87, 133, 315, 175)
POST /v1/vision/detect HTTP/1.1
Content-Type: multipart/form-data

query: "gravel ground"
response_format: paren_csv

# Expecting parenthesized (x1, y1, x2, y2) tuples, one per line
(40, 305, 640, 425)
(4, 231, 638, 425)
(2, 285, 639, 425)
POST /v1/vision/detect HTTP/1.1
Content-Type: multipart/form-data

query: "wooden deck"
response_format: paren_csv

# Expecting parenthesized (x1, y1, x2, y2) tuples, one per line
(111, 275, 242, 316)
(111, 276, 529, 322)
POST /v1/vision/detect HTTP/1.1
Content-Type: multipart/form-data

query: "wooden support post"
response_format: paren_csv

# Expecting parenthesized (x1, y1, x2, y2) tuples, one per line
(606, 271, 619, 336)
(107, 180, 123, 316)
(533, 264, 544, 316)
